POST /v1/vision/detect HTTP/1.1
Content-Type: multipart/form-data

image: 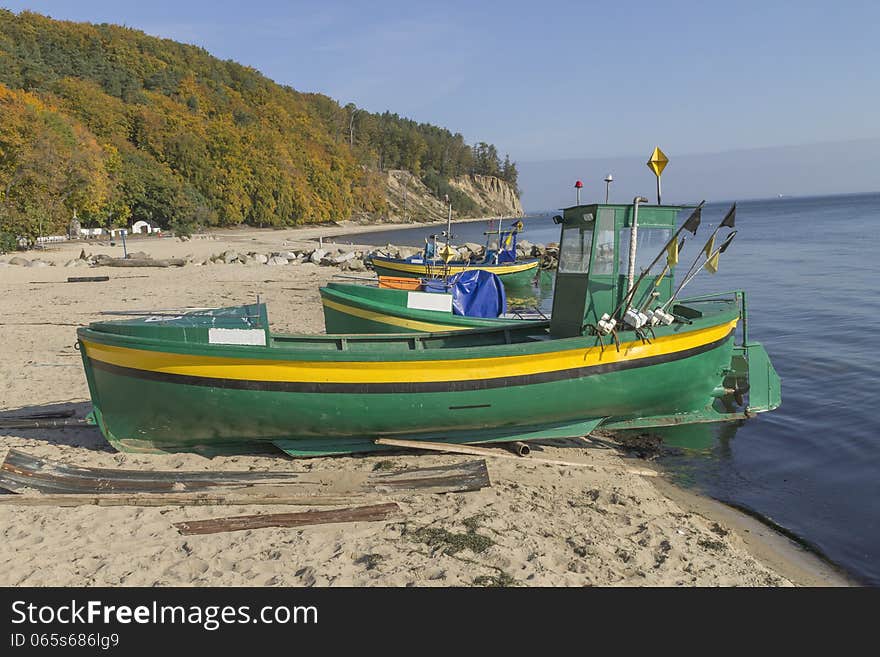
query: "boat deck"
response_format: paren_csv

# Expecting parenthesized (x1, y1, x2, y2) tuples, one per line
(82, 297, 740, 357)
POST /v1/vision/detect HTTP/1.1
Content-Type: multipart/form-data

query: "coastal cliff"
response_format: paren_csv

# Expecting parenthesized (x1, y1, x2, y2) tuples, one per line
(379, 170, 523, 223)
(449, 174, 524, 218)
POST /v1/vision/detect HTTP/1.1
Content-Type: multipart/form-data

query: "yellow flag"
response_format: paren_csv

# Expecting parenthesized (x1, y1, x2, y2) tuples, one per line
(705, 251, 720, 274)
(703, 235, 715, 259)
(666, 240, 678, 266)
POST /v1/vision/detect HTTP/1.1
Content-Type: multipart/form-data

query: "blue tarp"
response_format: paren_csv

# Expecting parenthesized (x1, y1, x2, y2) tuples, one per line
(423, 270, 506, 318)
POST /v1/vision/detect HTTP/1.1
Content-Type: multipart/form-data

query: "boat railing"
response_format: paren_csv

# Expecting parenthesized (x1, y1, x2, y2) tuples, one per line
(678, 289, 748, 346)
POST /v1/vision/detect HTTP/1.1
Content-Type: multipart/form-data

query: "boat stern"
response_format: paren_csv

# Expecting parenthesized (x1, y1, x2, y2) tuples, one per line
(731, 342, 782, 415)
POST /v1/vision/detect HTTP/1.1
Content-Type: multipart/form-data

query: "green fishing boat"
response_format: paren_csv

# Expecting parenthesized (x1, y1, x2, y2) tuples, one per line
(320, 275, 547, 334)
(76, 200, 780, 457)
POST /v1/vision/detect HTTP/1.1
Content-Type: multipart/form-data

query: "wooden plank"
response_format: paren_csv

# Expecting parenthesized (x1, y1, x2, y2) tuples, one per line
(174, 502, 400, 535)
(0, 449, 317, 493)
(0, 449, 491, 495)
(0, 410, 75, 420)
(0, 491, 361, 508)
(67, 276, 109, 282)
(100, 258, 186, 267)
(367, 459, 490, 493)
(374, 438, 658, 477)
(0, 418, 88, 430)
(0, 450, 491, 507)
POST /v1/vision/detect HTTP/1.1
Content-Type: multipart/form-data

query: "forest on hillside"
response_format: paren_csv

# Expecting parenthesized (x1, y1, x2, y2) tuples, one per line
(0, 10, 519, 240)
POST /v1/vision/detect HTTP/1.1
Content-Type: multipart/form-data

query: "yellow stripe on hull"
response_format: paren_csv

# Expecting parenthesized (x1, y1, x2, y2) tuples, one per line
(81, 319, 737, 385)
(321, 297, 462, 332)
(373, 259, 538, 276)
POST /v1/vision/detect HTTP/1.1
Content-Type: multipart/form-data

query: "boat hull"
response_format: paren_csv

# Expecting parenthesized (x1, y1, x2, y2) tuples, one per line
(320, 282, 547, 333)
(370, 256, 540, 286)
(78, 311, 743, 456)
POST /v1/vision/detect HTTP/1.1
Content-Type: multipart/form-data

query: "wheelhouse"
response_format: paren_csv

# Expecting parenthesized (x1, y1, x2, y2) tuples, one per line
(550, 202, 688, 338)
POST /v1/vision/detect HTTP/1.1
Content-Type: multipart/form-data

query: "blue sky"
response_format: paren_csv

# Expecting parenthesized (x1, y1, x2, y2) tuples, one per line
(3, 0, 879, 199)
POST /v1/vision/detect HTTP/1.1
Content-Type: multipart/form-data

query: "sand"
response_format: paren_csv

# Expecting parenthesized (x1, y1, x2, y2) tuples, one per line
(0, 225, 848, 586)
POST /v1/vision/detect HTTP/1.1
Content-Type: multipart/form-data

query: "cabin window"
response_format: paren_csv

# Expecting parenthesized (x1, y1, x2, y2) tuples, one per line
(592, 208, 616, 275)
(618, 228, 673, 275)
(558, 224, 593, 274)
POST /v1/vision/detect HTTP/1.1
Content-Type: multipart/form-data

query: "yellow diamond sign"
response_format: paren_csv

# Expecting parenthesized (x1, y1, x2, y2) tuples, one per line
(439, 243, 456, 263)
(647, 146, 668, 177)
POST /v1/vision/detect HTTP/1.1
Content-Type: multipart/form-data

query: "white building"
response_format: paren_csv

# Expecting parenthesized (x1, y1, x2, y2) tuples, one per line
(131, 220, 161, 235)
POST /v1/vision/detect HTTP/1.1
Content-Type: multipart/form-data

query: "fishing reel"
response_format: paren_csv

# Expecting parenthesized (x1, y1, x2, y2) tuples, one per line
(623, 308, 649, 330)
(597, 313, 617, 335)
(647, 308, 675, 326)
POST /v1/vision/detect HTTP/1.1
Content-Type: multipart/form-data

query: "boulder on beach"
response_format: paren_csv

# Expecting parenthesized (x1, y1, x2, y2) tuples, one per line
(332, 251, 356, 265)
(8, 256, 30, 267)
(343, 258, 367, 272)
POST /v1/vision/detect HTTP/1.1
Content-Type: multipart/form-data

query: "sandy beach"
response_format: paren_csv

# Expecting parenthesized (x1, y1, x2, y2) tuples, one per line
(0, 224, 849, 587)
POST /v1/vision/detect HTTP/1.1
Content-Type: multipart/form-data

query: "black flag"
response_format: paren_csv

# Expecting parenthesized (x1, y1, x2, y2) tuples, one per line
(720, 203, 736, 228)
(682, 205, 703, 235)
(718, 230, 737, 253)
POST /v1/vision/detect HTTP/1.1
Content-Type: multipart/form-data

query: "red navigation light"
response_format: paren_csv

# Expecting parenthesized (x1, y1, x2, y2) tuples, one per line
(574, 180, 583, 188)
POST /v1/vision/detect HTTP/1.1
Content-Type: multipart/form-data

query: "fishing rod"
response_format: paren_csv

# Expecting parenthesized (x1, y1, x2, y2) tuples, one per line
(672, 203, 737, 299)
(635, 235, 686, 313)
(631, 202, 736, 327)
(662, 229, 737, 311)
(598, 201, 704, 334)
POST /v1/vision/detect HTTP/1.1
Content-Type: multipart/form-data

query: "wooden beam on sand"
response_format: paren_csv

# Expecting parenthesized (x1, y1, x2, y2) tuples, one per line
(0, 418, 89, 430)
(0, 449, 490, 495)
(99, 258, 186, 267)
(0, 448, 318, 494)
(0, 492, 362, 508)
(0, 450, 491, 506)
(173, 502, 400, 535)
(374, 438, 658, 477)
